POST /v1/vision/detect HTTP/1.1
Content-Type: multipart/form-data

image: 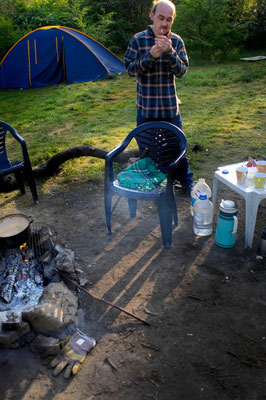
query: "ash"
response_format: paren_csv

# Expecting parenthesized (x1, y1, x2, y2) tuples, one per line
(0, 222, 58, 311)
(0, 257, 45, 312)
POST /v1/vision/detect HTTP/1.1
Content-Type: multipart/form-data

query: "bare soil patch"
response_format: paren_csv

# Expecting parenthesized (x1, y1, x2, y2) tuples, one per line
(0, 180, 265, 400)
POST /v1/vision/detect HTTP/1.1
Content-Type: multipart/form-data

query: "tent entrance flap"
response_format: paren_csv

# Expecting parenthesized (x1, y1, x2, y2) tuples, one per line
(29, 35, 65, 88)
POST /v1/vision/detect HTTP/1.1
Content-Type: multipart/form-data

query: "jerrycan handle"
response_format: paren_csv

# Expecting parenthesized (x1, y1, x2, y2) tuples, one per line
(195, 190, 201, 199)
(231, 216, 238, 234)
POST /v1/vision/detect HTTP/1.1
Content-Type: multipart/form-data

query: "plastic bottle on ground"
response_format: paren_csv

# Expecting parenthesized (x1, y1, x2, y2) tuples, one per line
(190, 178, 212, 215)
(193, 191, 213, 236)
(257, 227, 266, 258)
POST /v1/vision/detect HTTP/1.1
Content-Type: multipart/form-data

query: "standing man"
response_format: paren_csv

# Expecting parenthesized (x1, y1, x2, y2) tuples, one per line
(125, 0, 193, 190)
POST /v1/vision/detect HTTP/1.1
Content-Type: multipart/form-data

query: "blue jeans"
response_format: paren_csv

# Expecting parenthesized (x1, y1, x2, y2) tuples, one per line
(136, 109, 194, 187)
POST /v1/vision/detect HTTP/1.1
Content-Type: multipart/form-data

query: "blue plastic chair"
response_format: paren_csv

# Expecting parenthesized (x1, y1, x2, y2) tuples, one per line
(104, 121, 187, 248)
(0, 121, 38, 203)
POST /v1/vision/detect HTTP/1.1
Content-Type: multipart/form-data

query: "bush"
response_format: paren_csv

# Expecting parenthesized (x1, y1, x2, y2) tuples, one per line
(0, 17, 20, 59)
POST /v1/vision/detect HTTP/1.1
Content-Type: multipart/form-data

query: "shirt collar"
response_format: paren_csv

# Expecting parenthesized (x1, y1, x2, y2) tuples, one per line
(147, 25, 155, 36)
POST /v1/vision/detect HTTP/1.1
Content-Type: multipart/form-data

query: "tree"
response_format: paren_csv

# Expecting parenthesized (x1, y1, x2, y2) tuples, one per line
(12, 0, 88, 31)
(0, 0, 264, 62)
(174, 0, 246, 59)
(82, 0, 152, 52)
(240, 0, 266, 48)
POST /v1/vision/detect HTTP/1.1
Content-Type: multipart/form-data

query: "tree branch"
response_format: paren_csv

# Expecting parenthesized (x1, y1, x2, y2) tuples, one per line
(33, 145, 139, 178)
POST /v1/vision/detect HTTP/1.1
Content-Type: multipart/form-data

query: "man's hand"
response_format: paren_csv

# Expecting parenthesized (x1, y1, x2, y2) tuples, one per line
(150, 33, 172, 58)
(150, 44, 164, 59)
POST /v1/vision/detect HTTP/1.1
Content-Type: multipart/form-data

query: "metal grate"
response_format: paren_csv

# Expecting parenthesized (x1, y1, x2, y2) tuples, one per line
(27, 222, 57, 262)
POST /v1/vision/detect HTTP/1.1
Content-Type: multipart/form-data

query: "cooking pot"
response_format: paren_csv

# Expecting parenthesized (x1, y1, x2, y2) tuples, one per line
(0, 214, 33, 249)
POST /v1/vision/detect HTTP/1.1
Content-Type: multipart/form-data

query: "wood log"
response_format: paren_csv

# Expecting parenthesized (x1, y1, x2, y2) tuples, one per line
(33, 145, 139, 178)
(0, 254, 21, 304)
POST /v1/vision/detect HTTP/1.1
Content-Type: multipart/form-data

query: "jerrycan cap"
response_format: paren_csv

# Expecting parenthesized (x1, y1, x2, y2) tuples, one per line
(220, 199, 237, 213)
(196, 190, 207, 200)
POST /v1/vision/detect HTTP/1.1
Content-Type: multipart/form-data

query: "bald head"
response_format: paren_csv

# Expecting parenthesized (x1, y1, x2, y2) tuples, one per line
(152, 0, 176, 19)
(150, 0, 175, 36)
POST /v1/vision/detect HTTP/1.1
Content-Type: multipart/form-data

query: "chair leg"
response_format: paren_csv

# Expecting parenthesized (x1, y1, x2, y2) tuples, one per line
(24, 167, 38, 203)
(157, 194, 173, 248)
(171, 192, 178, 226)
(14, 170, 25, 195)
(128, 198, 137, 218)
(104, 188, 113, 234)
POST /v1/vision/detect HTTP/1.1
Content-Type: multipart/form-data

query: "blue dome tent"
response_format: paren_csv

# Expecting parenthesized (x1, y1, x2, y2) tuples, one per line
(0, 26, 125, 89)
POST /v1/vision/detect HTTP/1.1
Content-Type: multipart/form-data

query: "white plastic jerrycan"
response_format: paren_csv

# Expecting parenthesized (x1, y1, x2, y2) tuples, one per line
(193, 191, 213, 236)
(190, 178, 212, 215)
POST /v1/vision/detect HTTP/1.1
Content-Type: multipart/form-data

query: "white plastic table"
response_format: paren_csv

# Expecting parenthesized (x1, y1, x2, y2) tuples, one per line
(212, 162, 266, 249)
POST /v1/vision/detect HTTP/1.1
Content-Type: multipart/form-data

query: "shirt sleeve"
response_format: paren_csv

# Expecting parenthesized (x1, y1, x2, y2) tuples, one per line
(165, 37, 189, 78)
(124, 37, 154, 77)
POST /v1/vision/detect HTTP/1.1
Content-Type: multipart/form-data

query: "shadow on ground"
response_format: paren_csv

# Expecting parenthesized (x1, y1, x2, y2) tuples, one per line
(0, 180, 265, 400)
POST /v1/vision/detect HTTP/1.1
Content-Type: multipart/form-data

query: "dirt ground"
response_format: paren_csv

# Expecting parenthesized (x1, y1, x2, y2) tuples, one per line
(0, 179, 265, 400)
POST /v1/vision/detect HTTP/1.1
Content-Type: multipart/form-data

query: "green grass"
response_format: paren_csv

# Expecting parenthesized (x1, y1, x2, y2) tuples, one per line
(0, 60, 265, 189)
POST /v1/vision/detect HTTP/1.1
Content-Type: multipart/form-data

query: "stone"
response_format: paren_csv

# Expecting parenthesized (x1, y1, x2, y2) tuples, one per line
(0, 321, 30, 348)
(79, 276, 89, 287)
(43, 259, 61, 284)
(22, 282, 78, 335)
(30, 334, 59, 353)
(0, 310, 22, 331)
(55, 245, 75, 273)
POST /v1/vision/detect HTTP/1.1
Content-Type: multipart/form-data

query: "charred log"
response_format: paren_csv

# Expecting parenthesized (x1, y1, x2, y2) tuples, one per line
(0, 254, 20, 303)
(33, 145, 139, 178)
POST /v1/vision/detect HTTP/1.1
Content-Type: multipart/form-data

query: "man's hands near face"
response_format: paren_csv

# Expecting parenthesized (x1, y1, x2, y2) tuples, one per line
(150, 33, 172, 58)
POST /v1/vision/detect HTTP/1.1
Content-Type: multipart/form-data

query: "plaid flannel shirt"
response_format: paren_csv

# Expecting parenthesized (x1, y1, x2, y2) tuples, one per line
(125, 25, 188, 119)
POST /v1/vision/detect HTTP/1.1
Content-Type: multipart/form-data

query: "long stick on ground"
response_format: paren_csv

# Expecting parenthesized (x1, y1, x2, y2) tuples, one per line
(56, 270, 150, 326)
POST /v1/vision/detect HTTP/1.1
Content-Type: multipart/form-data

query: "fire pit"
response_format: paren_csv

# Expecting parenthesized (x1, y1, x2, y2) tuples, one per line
(0, 215, 79, 348)
(0, 221, 56, 310)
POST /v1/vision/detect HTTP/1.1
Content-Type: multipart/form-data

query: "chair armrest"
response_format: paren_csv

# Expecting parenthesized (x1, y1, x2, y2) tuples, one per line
(105, 133, 136, 183)
(169, 147, 187, 171)
(106, 134, 135, 163)
(8, 124, 33, 168)
(166, 147, 187, 188)
(8, 125, 24, 145)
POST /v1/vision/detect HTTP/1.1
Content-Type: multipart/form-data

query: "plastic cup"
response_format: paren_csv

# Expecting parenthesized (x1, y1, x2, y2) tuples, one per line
(246, 166, 258, 186)
(236, 166, 248, 184)
(254, 172, 266, 189)
(256, 160, 266, 173)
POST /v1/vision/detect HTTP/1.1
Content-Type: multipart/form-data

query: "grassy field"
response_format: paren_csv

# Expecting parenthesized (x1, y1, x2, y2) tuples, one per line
(0, 60, 265, 190)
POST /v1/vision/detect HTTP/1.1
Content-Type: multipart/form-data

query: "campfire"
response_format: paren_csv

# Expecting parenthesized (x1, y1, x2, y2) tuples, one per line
(0, 214, 148, 351)
(0, 214, 79, 349)
(0, 221, 56, 310)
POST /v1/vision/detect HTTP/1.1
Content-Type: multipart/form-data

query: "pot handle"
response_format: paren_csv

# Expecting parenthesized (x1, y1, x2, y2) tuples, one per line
(28, 216, 34, 225)
(231, 216, 238, 234)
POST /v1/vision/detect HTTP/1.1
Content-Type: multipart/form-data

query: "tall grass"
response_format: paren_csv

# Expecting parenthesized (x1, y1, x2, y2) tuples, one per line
(0, 60, 265, 189)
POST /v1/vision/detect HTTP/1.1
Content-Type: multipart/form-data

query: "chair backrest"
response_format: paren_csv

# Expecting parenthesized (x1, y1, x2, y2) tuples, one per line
(134, 122, 187, 174)
(0, 123, 11, 170)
